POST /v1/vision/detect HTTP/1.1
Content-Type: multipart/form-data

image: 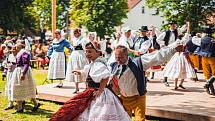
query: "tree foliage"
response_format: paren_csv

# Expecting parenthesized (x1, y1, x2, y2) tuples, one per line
(146, 0, 215, 31)
(70, 0, 128, 38)
(27, 0, 70, 31)
(0, 0, 33, 35)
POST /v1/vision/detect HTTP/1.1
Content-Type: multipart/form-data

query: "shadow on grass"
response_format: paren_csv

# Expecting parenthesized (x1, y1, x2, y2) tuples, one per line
(21, 104, 54, 118)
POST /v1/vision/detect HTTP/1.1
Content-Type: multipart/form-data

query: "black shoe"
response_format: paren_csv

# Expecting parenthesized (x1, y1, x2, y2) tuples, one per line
(204, 84, 211, 95)
(12, 109, 24, 114)
(32, 103, 41, 112)
(179, 85, 186, 89)
(73, 89, 79, 94)
(4, 106, 14, 110)
(164, 82, 170, 87)
(174, 87, 178, 90)
(56, 83, 63, 88)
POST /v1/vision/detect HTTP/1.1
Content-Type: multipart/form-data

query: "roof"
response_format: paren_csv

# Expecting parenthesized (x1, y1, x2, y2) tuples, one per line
(127, 0, 141, 10)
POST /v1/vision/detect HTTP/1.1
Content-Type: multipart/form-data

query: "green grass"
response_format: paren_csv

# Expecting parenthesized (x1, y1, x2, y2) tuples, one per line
(0, 69, 61, 121)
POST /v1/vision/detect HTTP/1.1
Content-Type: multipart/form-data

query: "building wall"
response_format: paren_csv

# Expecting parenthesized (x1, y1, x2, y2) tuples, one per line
(123, 0, 164, 30)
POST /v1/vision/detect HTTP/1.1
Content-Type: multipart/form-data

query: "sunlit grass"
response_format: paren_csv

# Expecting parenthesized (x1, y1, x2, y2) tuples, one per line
(0, 69, 61, 121)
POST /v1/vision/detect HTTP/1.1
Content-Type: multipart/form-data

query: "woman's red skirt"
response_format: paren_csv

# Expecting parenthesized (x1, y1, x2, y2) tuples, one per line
(49, 89, 96, 121)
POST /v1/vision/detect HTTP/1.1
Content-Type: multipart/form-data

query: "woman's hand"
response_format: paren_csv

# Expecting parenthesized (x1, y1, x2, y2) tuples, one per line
(20, 73, 25, 81)
(93, 89, 103, 98)
(72, 70, 81, 75)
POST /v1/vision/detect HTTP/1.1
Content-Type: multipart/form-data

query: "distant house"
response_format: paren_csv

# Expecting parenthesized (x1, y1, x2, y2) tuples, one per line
(123, 0, 165, 30)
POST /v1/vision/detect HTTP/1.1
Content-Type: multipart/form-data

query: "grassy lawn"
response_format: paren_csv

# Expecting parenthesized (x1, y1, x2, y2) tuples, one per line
(0, 69, 61, 121)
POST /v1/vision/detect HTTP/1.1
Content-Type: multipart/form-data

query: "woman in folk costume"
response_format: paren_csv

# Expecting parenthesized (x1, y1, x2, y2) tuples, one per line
(49, 41, 131, 121)
(4, 46, 17, 110)
(10, 40, 40, 113)
(147, 26, 162, 79)
(162, 32, 195, 90)
(107, 32, 121, 65)
(46, 30, 73, 87)
(65, 28, 88, 93)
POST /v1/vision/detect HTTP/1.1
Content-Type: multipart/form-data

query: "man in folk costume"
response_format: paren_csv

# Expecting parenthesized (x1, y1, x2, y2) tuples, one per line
(200, 28, 215, 81)
(147, 26, 162, 79)
(185, 31, 201, 81)
(156, 21, 187, 86)
(46, 30, 73, 87)
(133, 26, 149, 55)
(110, 44, 184, 121)
(11, 40, 40, 113)
(118, 27, 139, 57)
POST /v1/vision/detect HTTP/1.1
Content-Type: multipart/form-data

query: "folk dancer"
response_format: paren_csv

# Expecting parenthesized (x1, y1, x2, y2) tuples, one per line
(65, 28, 88, 93)
(10, 40, 40, 113)
(46, 30, 73, 87)
(156, 21, 187, 86)
(110, 44, 184, 121)
(49, 41, 131, 121)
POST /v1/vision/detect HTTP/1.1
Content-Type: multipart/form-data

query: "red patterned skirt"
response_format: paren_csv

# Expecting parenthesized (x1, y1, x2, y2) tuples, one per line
(49, 89, 96, 121)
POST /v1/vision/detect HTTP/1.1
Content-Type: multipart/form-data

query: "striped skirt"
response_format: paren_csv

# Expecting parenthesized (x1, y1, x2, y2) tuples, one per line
(10, 67, 36, 101)
(65, 50, 88, 82)
(48, 52, 66, 80)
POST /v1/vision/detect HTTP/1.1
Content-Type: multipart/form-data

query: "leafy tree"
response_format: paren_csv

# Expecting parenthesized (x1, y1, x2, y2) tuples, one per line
(27, 0, 70, 31)
(0, 0, 33, 35)
(146, 0, 215, 31)
(70, 0, 128, 38)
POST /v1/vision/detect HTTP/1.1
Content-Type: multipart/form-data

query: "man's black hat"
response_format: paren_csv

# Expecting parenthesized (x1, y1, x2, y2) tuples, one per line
(139, 26, 149, 32)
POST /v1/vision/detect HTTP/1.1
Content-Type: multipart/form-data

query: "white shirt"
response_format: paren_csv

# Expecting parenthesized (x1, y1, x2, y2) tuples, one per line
(115, 46, 176, 97)
(118, 35, 136, 49)
(156, 25, 187, 47)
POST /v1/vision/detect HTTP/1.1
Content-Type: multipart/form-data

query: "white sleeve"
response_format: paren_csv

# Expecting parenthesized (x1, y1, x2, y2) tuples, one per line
(178, 24, 187, 34)
(180, 33, 190, 45)
(141, 47, 176, 71)
(118, 40, 129, 48)
(139, 39, 151, 53)
(192, 36, 201, 46)
(156, 32, 166, 47)
(89, 62, 111, 83)
(155, 28, 161, 37)
(80, 64, 90, 81)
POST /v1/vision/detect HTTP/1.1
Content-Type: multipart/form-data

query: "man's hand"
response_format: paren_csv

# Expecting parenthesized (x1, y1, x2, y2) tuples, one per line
(175, 44, 184, 52)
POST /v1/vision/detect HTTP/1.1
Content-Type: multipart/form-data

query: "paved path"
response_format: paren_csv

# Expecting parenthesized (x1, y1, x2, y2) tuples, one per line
(37, 72, 215, 121)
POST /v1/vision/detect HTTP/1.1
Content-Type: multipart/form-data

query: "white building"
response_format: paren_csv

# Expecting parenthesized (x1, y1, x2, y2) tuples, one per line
(123, 0, 165, 30)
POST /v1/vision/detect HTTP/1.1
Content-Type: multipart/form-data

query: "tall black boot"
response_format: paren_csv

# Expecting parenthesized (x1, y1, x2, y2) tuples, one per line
(163, 77, 169, 86)
(204, 83, 210, 95)
(209, 84, 215, 95)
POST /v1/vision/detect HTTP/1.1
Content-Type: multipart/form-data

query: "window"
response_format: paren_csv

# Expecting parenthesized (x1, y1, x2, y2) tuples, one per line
(142, 6, 145, 14)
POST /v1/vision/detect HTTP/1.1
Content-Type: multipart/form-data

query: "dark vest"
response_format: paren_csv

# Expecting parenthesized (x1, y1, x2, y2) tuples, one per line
(163, 30, 178, 46)
(106, 41, 112, 54)
(149, 35, 160, 50)
(110, 57, 147, 96)
(134, 36, 149, 49)
(200, 36, 215, 57)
